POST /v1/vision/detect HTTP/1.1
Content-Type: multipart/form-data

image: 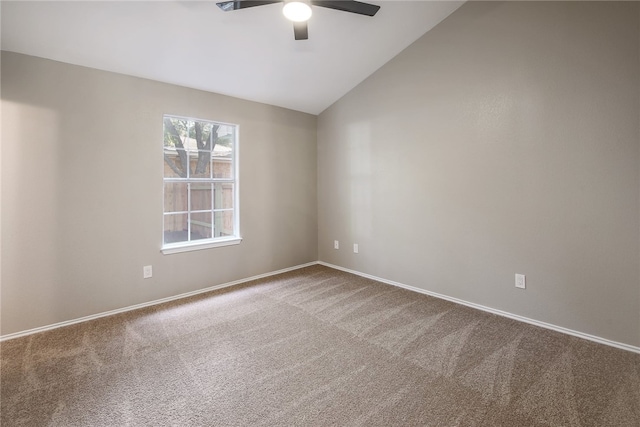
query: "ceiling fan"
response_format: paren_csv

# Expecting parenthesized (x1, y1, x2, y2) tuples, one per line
(216, 0, 381, 40)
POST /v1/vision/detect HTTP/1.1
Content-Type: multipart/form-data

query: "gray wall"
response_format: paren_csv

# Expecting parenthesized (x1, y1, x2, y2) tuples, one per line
(318, 2, 640, 347)
(1, 52, 318, 335)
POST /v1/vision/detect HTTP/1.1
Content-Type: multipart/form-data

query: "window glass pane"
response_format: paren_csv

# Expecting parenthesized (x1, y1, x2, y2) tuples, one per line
(191, 212, 212, 240)
(164, 148, 188, 178)
(212, 151, 232, 178)
(190, 150, 212, 179)
(199, 122, 214, 143)
(164, 183, 188, 213)
(190, 183, 212, 211)
(164, 118, 189, 178)
(213, 183, 234, 210)
(212, 125, 234, 179)
(185, 120, 215, 179)
(214, 211, 234, 238)
(186, 120, 195, 139)
(164, 213, 188, 244)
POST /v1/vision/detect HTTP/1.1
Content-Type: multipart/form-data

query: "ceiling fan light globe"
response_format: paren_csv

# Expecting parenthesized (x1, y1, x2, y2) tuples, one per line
(283, 1, 312, 22)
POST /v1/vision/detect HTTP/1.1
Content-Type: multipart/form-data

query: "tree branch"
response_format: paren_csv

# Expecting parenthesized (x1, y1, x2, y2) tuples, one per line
(195, 122, 204, 150)
(210, 125, 219, 152)
(194, 123, 220, 175)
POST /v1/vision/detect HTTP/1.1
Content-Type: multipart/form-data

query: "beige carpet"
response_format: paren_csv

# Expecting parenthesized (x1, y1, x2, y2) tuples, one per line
(2, 265, 639, 426)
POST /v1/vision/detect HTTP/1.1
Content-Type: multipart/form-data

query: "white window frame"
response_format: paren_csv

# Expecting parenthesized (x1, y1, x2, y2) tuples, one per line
(161, 115, 241, 255)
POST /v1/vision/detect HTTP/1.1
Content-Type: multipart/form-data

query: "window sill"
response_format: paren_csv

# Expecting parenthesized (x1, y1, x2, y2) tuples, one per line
(161, 237, 242, 255)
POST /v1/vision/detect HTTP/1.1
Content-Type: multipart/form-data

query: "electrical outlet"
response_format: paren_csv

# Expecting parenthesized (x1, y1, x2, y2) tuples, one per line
(353, 243, 359, 253)
(334, 240, 339, 250)
(515, 274, 525, 289)
(143, 265, 153, 279)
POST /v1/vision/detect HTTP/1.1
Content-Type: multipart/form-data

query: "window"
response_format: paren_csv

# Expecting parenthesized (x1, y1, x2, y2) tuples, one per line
(162, 115, 240, 254)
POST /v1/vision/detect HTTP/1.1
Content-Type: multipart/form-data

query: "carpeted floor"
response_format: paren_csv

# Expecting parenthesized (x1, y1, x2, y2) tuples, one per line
(1, 265, 639, 426)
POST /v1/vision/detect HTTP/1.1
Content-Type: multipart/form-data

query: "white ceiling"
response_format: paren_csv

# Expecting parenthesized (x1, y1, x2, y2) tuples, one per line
(1, 1, 463, 114)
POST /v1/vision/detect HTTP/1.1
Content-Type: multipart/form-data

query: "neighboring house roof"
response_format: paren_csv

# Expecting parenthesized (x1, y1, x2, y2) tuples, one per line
(164, 137, 233, 157)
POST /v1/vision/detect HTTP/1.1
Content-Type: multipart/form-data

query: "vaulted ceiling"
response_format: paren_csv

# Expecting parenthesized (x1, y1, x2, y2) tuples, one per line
(1, 1, 464, 114)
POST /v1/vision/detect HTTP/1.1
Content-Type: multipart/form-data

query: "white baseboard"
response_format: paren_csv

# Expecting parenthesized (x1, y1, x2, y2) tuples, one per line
(0, 261, 319, 342)
(4, 260, 639, 354)
(318, 261, 640, 354)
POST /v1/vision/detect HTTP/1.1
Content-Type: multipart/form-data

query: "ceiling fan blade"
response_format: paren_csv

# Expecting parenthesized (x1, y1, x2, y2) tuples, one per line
(293, 22, 309, 40)
(311, 1, 380, 17)
(216, 1, 282, 12)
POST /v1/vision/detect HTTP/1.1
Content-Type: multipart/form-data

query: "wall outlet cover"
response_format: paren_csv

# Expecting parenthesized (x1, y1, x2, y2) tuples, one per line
(515, 274, 525, 289)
